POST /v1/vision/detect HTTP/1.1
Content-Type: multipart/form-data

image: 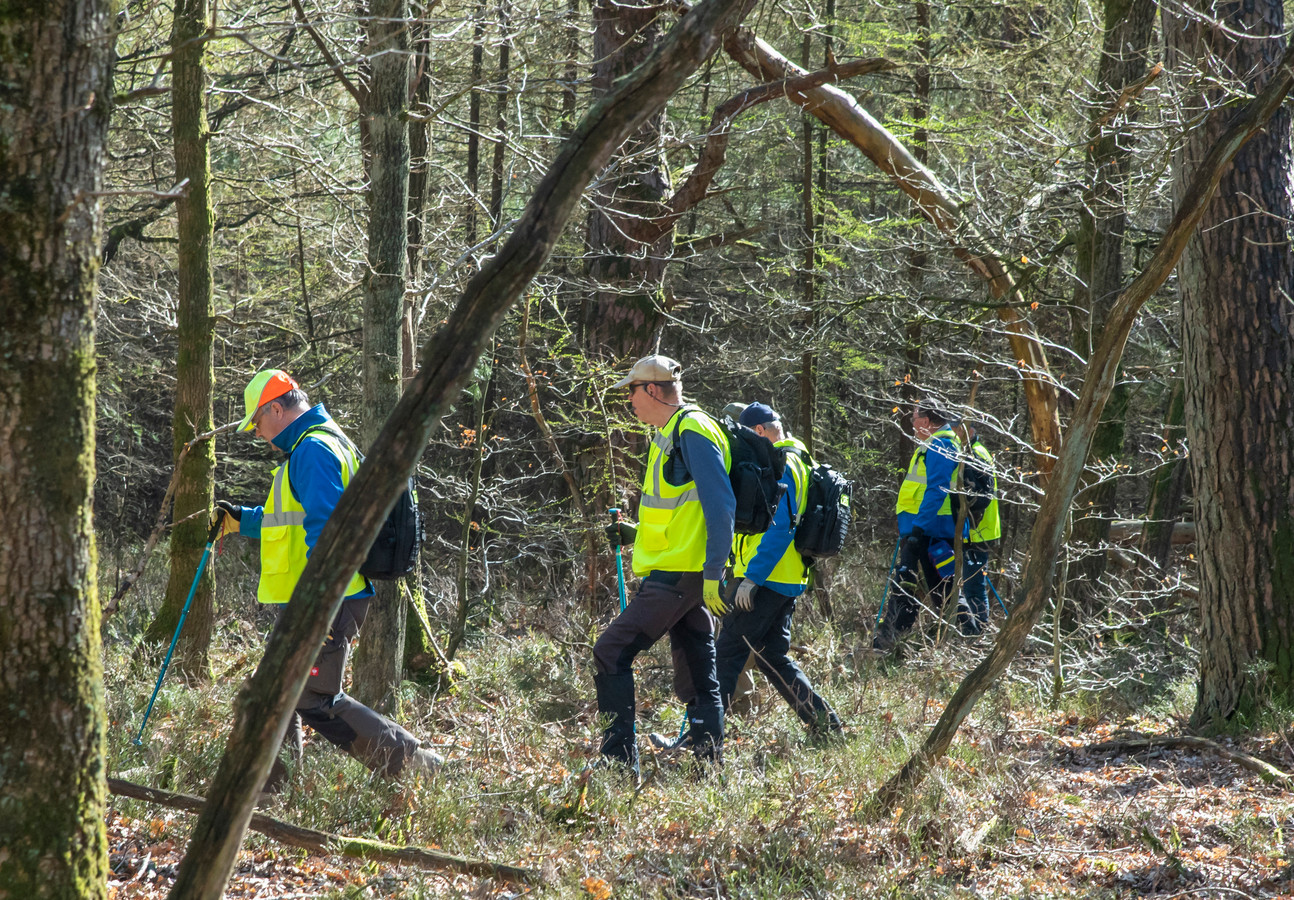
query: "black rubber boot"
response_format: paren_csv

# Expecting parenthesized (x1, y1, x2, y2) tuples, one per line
(594, 672, 639, 775)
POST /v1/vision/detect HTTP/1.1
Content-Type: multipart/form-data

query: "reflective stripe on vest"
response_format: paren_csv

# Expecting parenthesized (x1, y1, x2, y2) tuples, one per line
(733, 437, 811, 585)
(967, 440, 1002, 544)
(632, 407, 731, 577)
(895, 428, 961, 517)
(258, 426, 368, 604)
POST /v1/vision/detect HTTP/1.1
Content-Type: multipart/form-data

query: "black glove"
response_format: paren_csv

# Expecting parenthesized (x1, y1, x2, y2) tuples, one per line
(604, 521, 636, 548)
(908, 525, 925, 539)
(216, 500, 242, 521)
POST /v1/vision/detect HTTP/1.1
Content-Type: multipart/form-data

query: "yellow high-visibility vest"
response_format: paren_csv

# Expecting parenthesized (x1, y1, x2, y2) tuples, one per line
(632, 407, 731, 576)
(258, 426, 368, 604)
(895, 427, 961, 517)
(967, 439, 1001, 544)
(733, 437, 810, 585)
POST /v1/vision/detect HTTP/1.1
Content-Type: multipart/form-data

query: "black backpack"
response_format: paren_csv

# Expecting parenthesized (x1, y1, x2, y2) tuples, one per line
(788, 448, 853, 559)
(667, 409, 786, 535)
(959, 450, 993, 527)
(300, 426, 422, 581)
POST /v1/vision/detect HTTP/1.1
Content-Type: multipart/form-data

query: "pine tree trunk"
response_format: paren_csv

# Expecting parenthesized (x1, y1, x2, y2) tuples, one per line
(1067, 0, 1155, 603)
(353, 0, 412, 713)
(145, 0, 218, 678)
(1166, 0, 1294, 727)
(0, 0, 112, 894)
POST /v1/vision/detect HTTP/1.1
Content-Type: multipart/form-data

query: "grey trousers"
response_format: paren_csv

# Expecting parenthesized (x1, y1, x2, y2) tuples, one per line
(264, 596, 420, 790)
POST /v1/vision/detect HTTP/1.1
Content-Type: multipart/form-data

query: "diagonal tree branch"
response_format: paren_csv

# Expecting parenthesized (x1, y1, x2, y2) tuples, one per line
(724, 27, 1064, 474)
(638, 56, 897, 244)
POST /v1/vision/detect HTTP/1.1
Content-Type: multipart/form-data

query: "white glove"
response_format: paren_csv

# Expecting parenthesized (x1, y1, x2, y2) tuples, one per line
(734, 578, 758, 611)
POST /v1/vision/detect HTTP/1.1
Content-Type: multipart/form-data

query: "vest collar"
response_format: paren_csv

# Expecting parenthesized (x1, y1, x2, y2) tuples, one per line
(271, 404, 331, 455)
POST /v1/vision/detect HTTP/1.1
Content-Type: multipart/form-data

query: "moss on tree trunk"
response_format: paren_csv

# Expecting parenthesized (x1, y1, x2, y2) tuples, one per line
(0, 0, 113, 895)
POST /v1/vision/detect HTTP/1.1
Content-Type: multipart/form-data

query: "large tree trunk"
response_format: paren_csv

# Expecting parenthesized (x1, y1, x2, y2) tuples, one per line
(353, 0, 413, 714)
(168, 1, 755, 892)
(1067, 0, 1156, 602)
(145, 0, 218, 678)
(1165, 0, 1294, 727)
(0, 0, 113, 894)
(581, 0, 673, 359)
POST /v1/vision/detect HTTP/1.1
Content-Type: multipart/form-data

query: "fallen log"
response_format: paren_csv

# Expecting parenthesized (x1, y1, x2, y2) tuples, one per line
(107, 778, 538, 885)
(1079, 735, 1291, 786)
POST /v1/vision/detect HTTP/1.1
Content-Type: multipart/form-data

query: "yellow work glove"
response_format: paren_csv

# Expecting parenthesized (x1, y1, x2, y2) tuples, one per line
(216, 500, 241, 536)
(702, 579, 729, 616)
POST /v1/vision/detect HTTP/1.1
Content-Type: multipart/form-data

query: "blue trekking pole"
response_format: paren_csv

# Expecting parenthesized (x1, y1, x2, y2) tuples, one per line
(133, 509, 226, 746)
(987, 576, 1010, 617)
(874, 538, 901, 628)
(608, 508, 628, 612)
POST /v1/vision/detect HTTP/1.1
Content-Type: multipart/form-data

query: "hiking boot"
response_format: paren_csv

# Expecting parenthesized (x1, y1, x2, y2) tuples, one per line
(647, 730, 691, 752)
(871, 624, 898, 653)
(402, 747, 447, 779)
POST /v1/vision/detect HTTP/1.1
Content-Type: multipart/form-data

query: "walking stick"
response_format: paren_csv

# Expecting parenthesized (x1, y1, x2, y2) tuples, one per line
(608, 507, 628, 612)
(133, 509, 226, 745)
(875, 538, 901, 628)
(987, 576, 1010, 617)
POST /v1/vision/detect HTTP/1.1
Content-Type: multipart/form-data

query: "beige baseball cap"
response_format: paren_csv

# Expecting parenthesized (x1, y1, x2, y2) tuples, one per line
(612, 354, 683, 389)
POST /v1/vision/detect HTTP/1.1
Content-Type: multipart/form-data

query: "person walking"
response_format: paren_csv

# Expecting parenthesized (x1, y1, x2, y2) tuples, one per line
(592, 355, 734, 775)
(218, 369, 442, 794)
(717, 402, 842, 735)
(957, 421, 1000, 635)
(873, 401, 963, 651)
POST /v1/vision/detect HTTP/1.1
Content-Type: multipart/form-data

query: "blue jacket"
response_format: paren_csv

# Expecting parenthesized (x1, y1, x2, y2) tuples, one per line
(896, 432, 961, 541)
(234, 404, 374, 599)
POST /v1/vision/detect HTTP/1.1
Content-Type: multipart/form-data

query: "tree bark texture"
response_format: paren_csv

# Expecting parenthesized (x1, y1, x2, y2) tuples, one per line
(1067, 0, 1156, 599)
(581, 0, 673, 359)
(354, 0, 413, 714)
(724, 28, 1063, 476)
(167, 0, 755, 894)
(146, 0, 218, 678)
(1164, 0, 1294, 727)
(0, 0, 113, 896)
(874, 43, 1294, 808)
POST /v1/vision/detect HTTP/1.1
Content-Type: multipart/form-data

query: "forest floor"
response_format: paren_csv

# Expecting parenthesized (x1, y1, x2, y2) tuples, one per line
(102, 605, 1294, 899)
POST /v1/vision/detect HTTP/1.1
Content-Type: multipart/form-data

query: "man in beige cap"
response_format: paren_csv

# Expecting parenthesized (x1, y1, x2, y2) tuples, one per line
(218, 369, 442, 797)
(592, 355, 735, 775)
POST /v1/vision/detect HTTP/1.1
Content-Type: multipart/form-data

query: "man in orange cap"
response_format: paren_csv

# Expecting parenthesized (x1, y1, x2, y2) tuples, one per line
(219, 369, 442, 796)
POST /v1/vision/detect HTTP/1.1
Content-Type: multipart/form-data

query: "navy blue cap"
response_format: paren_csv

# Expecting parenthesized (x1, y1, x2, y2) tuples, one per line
(739, 402, 779, 428)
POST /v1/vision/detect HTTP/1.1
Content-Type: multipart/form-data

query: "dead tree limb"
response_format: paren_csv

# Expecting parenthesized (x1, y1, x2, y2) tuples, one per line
(1078, 735, 1292, 785)
(723, 28, 1063, 475)
(107, 778, 537, 884)
(873, 40, 1294, 813)
(639, 56, 897, 244)
(166, 0, 757, 895)
(100, 421, 239, 626)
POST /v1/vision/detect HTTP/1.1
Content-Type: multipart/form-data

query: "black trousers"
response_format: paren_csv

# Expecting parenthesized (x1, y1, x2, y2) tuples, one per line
(714, 584, 839, 732)
(882, 535, 954, 637)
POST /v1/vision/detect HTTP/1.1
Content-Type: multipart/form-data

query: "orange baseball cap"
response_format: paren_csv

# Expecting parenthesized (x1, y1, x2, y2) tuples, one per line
(238, 369, 299, 432)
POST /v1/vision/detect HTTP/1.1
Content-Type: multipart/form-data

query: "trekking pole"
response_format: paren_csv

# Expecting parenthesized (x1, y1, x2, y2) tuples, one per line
(608, 507, 628, 612)
(987, 576, 1010, 617)
(874, 538, 901, 628)
(133, 509, 226, 746)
